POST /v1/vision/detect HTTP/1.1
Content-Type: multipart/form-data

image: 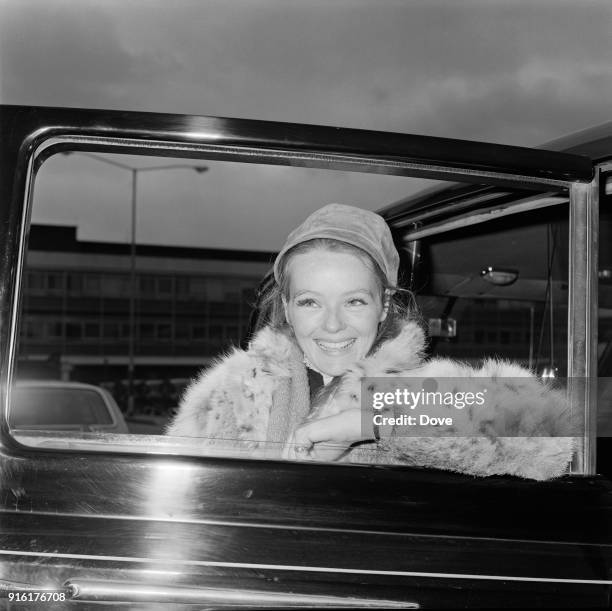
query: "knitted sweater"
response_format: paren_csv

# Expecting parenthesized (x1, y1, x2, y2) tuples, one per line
(166, 320, 575, 480)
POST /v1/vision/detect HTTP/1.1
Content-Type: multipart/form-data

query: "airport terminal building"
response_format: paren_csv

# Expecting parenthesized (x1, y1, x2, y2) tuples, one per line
(18, 224, 273, 396)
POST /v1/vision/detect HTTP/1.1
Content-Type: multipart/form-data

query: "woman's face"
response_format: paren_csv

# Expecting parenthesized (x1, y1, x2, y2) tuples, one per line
(283, 249, 387, 377)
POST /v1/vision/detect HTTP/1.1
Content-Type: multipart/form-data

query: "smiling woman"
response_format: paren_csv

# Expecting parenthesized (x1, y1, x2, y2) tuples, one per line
(167, 203, 575, 480)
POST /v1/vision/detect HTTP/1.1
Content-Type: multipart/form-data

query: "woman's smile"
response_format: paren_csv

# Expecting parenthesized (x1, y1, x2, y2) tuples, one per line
(314, 338, 356, 353)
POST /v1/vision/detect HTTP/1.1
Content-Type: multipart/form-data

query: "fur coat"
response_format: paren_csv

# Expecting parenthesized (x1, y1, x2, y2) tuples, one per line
(166, 319, 574, 481)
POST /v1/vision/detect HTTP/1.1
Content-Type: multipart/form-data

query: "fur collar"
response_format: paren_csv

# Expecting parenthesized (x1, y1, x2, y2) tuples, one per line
(248, 318, 427, 379)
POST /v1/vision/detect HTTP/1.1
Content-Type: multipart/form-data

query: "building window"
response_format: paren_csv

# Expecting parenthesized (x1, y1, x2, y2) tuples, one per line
(84, 275, 101, 295)
(46, 321, 63, 338)
(176, 277, 190, 296)
(175, 323, 190, 340)
(207, 280, 224, 300)
(157, 277, 173, 296)
(24, 321, 44, 339)
(67, 273, 83, 294)
(84, 323, 101, 339)
(190, 278, 207, 298)
(103, 322, 120, 338)
(192, 325, 207, 340)
(102, 274, 130, 296)
(66, 322, 82, 340)
(139, 323, 155, 340)
(209, 325, 223, 340)
(27, 272, 46, 292)
(46, 272, 64, 292)
(157, 323, 172, 339)
(139, 275, 156, 296)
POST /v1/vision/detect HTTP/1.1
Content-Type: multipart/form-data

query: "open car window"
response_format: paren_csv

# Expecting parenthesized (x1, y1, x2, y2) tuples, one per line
(10, 148, 577, 468)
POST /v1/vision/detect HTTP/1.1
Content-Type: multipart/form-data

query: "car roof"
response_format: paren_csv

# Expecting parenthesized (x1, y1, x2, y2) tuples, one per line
(538, 120, 612, 161)
(379, 120, 611, 228)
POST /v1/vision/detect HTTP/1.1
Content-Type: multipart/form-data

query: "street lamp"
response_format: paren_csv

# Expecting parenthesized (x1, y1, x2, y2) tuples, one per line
(63, 152, 208, 414)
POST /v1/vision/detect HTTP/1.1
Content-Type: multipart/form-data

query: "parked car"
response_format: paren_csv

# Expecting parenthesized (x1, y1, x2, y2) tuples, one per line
(9, 380, 129, 435)
(0, 105, 611, 608)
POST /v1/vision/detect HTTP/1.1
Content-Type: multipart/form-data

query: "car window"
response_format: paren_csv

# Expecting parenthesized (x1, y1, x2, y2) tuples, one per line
(9, 148, 577, 471)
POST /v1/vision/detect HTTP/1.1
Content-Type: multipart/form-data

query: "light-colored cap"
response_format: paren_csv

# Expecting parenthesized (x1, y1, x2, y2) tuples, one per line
(273, 203, 399, 285)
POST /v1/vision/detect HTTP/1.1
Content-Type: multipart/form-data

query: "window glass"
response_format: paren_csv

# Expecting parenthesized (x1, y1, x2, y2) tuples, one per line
(139, 275, 156, 296)
(46, 320, 63, 338)
(190, 277, 207, 297)
(24, 320, 44, 339)
(157, 277, 173, 295)
(157, 323, 172, 339)
(207, 280, 224, 300)
(102, 274, 130, 296)
(46, 272, 64, 292)
(65, 322, 82, 340)
(176, 277, 190, 296)
(103, 321, 120, 339)
(84, 322, 100, 338)
(67, 273, 83, 294)
(27, 271, 46, 292)
(208, 324, 223, 340)
(84, 274, 101, 295)
(175, 323, 190, 340)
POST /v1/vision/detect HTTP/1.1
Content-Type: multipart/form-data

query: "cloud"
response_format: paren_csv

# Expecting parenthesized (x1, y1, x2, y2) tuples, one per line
(0, 0, 180, 108)
(402, 58, 612, 145)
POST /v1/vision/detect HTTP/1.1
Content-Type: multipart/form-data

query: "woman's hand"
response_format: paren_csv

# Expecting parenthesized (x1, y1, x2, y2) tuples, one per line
(284, 408, 367, 461)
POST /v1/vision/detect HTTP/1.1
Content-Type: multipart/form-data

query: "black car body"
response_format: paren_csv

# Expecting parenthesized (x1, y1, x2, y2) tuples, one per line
(0, 105, 611, 608)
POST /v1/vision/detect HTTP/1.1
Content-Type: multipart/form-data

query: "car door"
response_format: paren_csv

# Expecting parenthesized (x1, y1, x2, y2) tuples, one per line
(1, 105, 611, 609)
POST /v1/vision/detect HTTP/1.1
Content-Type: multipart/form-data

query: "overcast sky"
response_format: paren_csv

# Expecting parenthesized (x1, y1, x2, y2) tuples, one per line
(2, 0, 611, 250)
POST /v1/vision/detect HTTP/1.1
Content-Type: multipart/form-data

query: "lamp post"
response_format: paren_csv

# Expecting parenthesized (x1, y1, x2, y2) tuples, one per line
(63, 152, 208, 414)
